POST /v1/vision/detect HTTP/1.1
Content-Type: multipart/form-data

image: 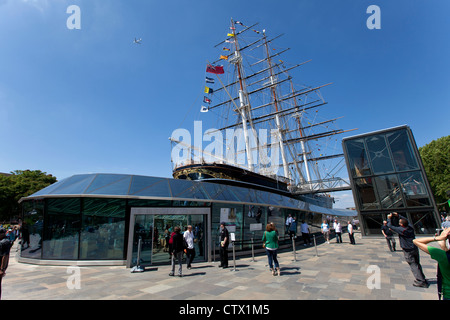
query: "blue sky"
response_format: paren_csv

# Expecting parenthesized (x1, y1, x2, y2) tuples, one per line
(0, 0, 449, 208)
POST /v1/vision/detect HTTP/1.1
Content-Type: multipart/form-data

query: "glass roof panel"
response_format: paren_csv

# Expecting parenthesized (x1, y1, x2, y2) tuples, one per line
(85, 174, 131, 194)
(129, 175, 167, 195)
(47, 174, 96, 195)
(169, 179, 209, 200)
(132, 179, 172, 198)
(87, 176, 132, 196)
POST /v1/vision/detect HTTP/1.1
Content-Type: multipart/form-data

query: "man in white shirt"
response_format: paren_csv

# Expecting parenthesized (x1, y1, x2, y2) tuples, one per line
(347, 221, 356, 245)
(300, 220, 311, 246)
(183, 225, 195, 269)
(333, 219, 342, 243)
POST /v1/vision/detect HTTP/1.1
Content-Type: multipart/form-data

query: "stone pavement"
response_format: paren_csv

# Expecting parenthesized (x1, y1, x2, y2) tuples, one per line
(1, 232, 442, 301)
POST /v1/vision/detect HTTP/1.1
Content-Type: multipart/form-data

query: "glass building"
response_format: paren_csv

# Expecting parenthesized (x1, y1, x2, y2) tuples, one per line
(19, 173, 355, 267)
(342, 125, 440, 236)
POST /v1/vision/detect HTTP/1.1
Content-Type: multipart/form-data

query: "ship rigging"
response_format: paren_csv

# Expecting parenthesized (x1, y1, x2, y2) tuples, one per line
(170, 18, 356, 198)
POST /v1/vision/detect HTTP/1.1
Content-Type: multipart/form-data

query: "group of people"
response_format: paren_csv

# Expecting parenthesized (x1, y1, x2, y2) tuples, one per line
(320, 219, 356, 245)
(381, 212, 450, 300)
(167, 225, 198, 277)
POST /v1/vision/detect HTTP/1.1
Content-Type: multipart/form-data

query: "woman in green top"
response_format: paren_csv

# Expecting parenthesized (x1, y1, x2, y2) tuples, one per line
(262, 223, 280, 276)
(413, 227, 450, 300)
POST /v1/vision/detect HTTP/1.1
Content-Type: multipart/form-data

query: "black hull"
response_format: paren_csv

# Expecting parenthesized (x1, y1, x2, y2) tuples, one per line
(172, 163, 289, 192)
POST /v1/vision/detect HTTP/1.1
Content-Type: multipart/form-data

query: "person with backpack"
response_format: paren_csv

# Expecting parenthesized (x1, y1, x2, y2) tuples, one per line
(169, 226, 184, 277)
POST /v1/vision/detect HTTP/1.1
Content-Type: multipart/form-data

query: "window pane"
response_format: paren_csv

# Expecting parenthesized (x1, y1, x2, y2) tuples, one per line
(344, 139, 372, 177)
(366, 135, 394, 174)
(387, 130, 419, 172)
(81, 198, 126, 260)
(43, 198, 80, 260)
(354, 178, 379, 209)
(398, 172, 430, 207)
(21, 200, 45, 259)
(374, 175, 404, 209)
(410, 211, 439, 234)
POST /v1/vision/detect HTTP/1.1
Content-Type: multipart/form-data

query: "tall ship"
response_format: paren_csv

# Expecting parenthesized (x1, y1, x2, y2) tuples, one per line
(171, 18, 355, 208)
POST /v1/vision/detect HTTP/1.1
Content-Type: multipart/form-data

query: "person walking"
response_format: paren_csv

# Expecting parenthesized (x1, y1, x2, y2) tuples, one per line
(300, 220, 311, 246)
(183, 225, 195, 270)
(288, 216, 297, 240)
(413, 228, 450, 299)
(262, 223, 280, 276)
(219, 222, 229, 269)
(333, 219, 342, 243)
(0, 228, 12, 300)
(321, 220, 330, 244)
(381, 220, 396, 252)
(387, 212, 428, 288)
(169, 226, 184, 277)
(347, 221, 356, 245)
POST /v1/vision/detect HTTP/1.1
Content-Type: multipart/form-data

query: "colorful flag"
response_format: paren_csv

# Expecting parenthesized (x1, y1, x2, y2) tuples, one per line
(222, 47, 231, 51)
(227, 33, 235, 37)
(225, 39, 235, 43)
(200, 106, 209, 113)
(205, 77, 215, 84)
(220, 55, 228, 60)
(206, 64, 224, 74)
(204, 86, 214, 94)
(203, 96, 212, 104)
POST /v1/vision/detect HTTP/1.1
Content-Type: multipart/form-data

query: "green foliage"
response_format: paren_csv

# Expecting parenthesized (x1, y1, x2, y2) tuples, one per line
(419, 135, 450, 208)
(0, 170, 57, 222)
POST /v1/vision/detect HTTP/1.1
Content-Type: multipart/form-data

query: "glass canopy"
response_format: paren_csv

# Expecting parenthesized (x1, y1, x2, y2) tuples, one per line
(22, 173, 353, 217)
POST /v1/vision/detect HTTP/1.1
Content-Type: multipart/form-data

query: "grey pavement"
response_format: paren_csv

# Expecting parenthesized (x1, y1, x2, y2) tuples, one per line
(1, 232, 442, 300)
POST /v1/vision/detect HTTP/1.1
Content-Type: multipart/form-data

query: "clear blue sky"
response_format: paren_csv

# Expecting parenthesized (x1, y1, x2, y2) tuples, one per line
(0, 0, 449, 208)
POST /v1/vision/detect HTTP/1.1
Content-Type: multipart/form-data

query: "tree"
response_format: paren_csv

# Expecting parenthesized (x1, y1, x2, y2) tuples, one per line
(0, 170, 57, 222)
(419, 135, 450, 211)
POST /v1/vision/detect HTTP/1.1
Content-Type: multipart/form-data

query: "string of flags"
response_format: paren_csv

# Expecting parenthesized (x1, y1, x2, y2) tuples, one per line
(200, 20, 260, 113)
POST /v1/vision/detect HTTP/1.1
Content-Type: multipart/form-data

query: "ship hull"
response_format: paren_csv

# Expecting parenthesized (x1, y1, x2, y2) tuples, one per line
(172, 163, 289, 192)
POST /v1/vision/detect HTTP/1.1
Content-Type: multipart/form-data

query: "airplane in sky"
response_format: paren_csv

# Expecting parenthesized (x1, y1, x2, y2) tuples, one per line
(133, 38, 142, 44)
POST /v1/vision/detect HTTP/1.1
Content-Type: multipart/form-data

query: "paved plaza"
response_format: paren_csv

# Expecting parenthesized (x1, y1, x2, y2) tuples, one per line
(1, 232, 441, 301)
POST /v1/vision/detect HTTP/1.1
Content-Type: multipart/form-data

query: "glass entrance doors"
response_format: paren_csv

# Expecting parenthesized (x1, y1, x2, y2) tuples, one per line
(126, 207, 209, 268)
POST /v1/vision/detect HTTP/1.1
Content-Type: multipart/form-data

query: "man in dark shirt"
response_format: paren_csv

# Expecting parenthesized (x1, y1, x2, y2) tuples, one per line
(219, 222, 229, 269)
(0, 228, 12, 300)
(381, 220, 396, 252)
(387, 212, 429, 288)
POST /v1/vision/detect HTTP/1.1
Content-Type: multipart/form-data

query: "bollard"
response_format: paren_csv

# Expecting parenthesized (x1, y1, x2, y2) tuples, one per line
(292, 237, 297, 262)
(313, 235, 318, 257)
(251, 238, 255, 262)
(231, 241, 237, 271)
(131, 237, 145, 273)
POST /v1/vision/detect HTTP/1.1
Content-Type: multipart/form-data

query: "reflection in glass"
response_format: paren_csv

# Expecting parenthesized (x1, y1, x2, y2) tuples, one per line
(345, 139, 371, 177)
(43, 198, 80, 260)
(354, 178, 379, 209)
(21, 200, 45, 259)
(387, 130, 419, 172)
(374, 175, 404, 209)
(398, 172, 430, 207)
(410, 211, 438, 234)
(81, 198, 126, 260)
(366, 135, 394, 174)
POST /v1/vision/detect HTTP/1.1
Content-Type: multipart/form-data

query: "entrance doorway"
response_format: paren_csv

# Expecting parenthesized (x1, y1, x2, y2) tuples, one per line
(126, 207, 210, 268)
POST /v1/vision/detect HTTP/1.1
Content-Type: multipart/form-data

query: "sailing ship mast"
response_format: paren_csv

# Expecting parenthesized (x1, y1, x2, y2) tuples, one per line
(171, 18, 356, 196)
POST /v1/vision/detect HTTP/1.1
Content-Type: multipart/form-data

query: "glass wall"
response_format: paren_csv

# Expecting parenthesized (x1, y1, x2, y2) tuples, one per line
(21, 199, 45, 259)
(81, 198, 126, 260)
(43, 198, 80, 260)
(343, 126, 440, 235)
